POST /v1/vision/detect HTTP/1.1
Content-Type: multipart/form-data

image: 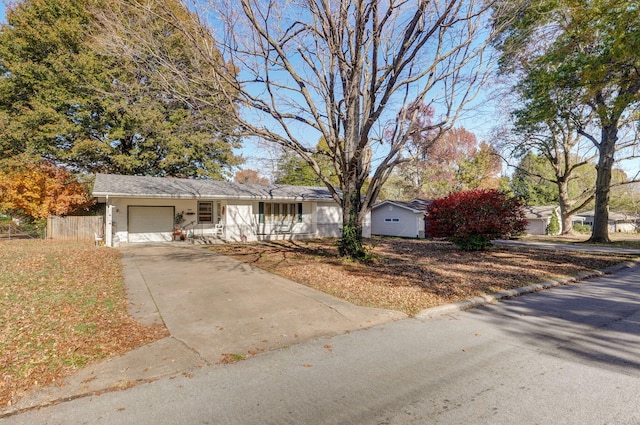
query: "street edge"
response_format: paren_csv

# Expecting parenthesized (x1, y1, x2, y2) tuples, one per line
(415, 258, 640, 319)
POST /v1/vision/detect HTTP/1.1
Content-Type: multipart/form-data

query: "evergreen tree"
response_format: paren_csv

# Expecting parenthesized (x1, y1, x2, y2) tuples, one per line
(511, 153, 558, 206)
(0, 0, 241, 178)
(546, 209, 560, 235)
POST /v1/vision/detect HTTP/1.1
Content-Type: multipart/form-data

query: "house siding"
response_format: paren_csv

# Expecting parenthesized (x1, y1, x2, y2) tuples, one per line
(316, 202, 342, 238)
(226, 202, 254, 242)
(525, 219, 549, 236)
(103, 197, 346, 244)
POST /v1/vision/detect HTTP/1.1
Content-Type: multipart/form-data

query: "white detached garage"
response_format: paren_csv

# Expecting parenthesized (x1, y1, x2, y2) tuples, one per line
(370, 199, 431, 239)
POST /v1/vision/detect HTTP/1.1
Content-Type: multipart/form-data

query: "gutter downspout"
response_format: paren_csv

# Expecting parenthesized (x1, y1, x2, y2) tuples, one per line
(105, 195, 113, 247)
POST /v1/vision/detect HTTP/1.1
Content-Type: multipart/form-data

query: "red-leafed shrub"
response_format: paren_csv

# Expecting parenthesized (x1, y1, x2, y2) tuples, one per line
(425, 189, 527, 250)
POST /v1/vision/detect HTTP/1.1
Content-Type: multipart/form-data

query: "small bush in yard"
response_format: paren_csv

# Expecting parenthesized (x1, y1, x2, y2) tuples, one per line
(547, 209, 560, 235)
(425, 189, 527, 250)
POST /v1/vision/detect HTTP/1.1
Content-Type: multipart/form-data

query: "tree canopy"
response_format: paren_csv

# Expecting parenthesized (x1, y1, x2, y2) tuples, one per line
(494, 0, 640, 242)
(384, 127, 502, 200)
(274, 139, 339, 187)
(94, 0, 505, 259)
(0, 0, 241, 178)
(0, 159, 93, 220)
(511, 152, 560, 206)
(233, 169, 269, 185)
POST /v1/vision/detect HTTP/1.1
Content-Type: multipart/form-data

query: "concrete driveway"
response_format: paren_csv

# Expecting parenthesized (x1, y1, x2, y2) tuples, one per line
(5, 243, 405, 415)
(123, 243, 406, 362)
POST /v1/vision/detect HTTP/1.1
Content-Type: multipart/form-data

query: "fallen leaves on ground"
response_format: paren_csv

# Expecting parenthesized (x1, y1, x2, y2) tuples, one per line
(0, 240, 168, 408)
(208, 237, 636, 316)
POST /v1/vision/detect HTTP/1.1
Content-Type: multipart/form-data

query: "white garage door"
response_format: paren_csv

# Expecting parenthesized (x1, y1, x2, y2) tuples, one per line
(128, 206, 174, 243)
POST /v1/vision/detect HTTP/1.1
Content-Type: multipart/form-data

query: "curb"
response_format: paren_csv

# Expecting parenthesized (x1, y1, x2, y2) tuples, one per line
(416, 258, 640, 319)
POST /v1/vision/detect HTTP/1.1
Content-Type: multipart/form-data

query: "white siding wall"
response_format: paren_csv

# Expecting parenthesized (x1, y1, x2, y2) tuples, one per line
(525, 219, 548, 235)
(253, 201, 317, 240)
(226, 202, 256, 242)
(316, 202, 342, 237)
(371, 205, 420, 238)
(614, 222, 637, 233)
(362, 210, 372, 238)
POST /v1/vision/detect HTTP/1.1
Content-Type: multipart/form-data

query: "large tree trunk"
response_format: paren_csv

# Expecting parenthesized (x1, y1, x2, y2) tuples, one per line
(557, 179, 574, 235)
(338, 177, 367, 260)
(588, 125, 617, 243)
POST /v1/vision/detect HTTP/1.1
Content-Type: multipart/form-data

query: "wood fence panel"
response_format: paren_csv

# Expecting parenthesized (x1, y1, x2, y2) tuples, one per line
(47, 216, 104, 241)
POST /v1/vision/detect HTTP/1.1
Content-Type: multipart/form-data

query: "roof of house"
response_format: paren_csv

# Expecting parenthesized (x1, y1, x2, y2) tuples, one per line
(372, 199, 432, 213)
(523, 205, 558, 220)
(92, 173, 336, 201)
(575, 210, 640, 221)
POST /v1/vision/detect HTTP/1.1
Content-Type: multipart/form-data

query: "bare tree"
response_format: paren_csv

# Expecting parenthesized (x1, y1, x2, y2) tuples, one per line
(95, 0, 505, 258)
(496, 95, 599, 235)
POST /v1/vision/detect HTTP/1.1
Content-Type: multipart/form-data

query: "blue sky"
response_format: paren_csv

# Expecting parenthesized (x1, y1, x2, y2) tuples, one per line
(0, 2, 636, 180)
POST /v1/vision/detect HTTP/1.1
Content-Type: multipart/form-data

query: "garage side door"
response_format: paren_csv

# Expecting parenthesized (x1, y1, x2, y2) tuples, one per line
(128, 206, 174, 243)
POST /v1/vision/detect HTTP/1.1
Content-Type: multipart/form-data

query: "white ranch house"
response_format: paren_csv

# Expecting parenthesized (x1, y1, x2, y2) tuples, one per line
(573, 210, 639, 233)
(93, 174, 371, 247)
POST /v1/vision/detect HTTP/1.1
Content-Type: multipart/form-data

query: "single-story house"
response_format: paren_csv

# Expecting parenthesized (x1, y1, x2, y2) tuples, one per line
(523, 205, 561, 235)
(573, 210, 639, 233)
(370, 199, 431, 239)
(92, 173, 371, 246)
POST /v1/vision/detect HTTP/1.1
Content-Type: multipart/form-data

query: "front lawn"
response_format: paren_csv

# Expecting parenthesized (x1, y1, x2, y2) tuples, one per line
(208, 237, 637, 316)
(0, 240, 167, 408)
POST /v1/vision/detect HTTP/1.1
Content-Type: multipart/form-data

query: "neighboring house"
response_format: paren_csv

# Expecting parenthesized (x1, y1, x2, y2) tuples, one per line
(371, 199, 431, 239)
(523, 206, 561, 235)
(92, 173, 370, 246)
(573, 210, 639, 233)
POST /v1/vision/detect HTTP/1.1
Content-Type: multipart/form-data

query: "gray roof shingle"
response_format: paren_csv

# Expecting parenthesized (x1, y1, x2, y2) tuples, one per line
(523, 206, 558, 220)
(372, 199, 432, 213)
(92, 174, 336, 201)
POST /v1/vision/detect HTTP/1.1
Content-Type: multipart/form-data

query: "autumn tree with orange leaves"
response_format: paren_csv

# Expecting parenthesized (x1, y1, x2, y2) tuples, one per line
(0, 161, 94, 220)
(233, 169, 269, 185)
(387, 127, 502, 200)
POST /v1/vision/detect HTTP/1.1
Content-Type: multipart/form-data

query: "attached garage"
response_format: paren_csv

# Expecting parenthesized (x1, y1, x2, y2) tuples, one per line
(127, 206, 175, 243)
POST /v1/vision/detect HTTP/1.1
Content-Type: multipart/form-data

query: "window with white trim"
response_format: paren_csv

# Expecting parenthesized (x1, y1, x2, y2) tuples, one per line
(259, 202, 303, 223)
(198, 202, 213, 223)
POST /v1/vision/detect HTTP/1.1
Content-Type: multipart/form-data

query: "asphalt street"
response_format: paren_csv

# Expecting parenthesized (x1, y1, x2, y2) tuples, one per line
(3, 264, 640, 424)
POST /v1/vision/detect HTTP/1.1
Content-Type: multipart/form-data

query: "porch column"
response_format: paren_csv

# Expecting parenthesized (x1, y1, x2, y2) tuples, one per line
(105, 204, 114, 247)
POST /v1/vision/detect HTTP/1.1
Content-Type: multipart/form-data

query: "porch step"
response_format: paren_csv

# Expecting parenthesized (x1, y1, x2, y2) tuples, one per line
(191, 236, 225, 245)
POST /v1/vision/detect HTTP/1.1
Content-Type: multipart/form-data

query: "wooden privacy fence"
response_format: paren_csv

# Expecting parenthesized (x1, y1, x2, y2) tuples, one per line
(47, 216, 104, 241)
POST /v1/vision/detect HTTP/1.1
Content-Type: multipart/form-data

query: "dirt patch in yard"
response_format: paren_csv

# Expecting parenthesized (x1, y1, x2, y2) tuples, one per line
(208, 238, 637, 316)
